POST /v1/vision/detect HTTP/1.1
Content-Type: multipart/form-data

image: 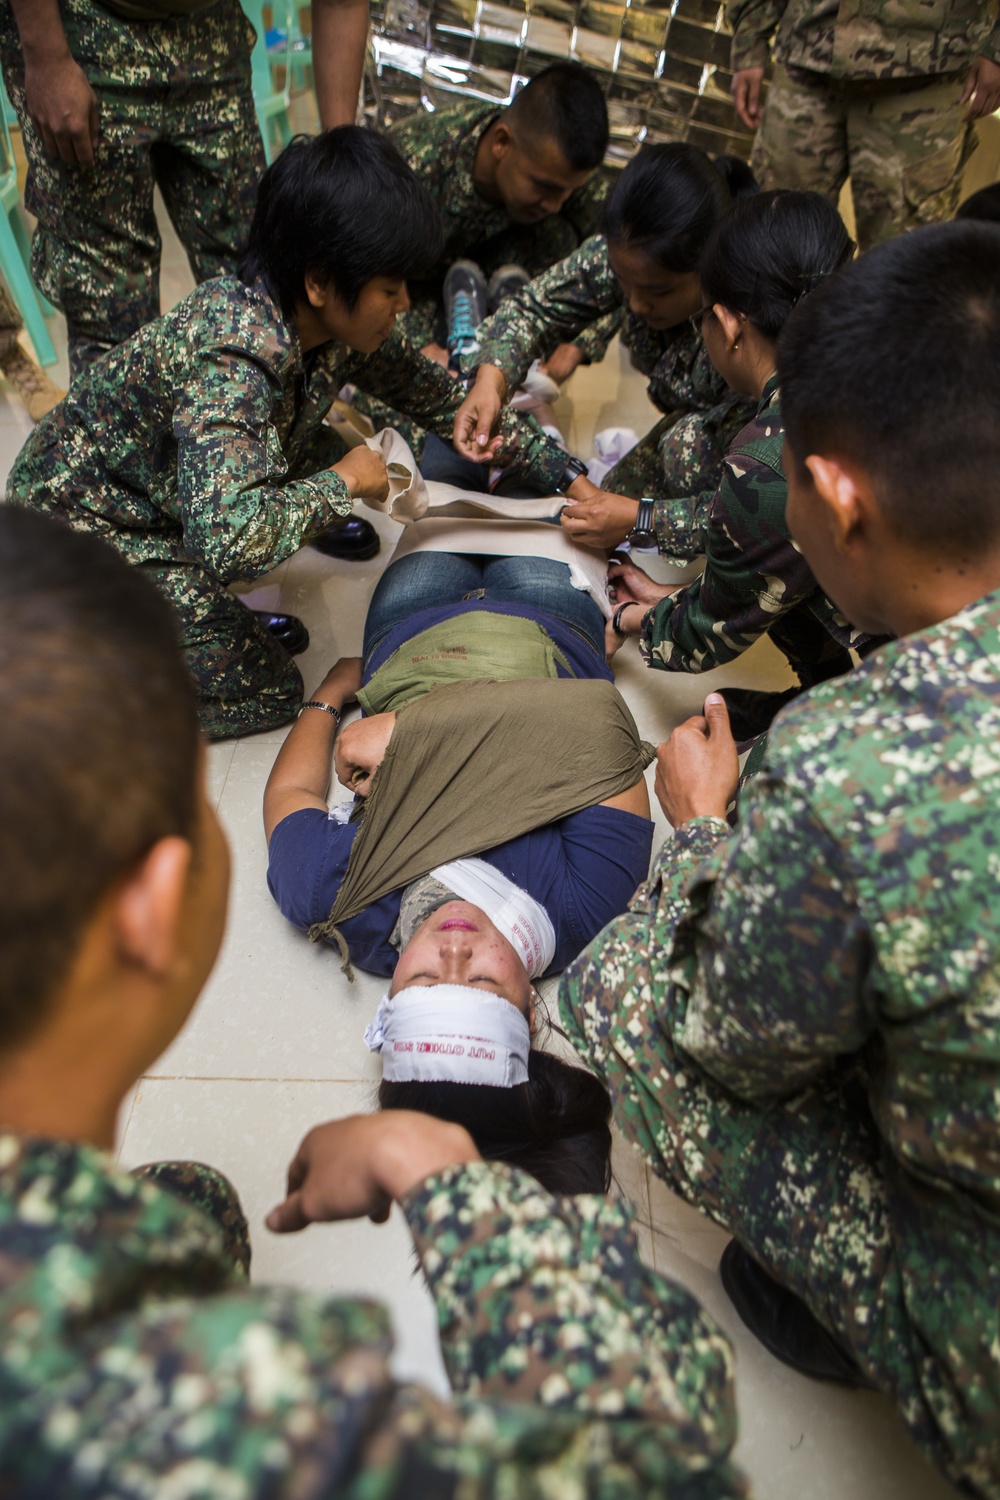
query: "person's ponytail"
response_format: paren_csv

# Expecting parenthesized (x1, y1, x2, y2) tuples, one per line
(378, 1049, 613, 1194)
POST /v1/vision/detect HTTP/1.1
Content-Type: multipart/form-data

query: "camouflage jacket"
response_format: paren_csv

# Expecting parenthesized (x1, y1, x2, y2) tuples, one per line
(726, 0, 1000, 78)
(389, 101, 615, 356)
(9, 277, 566, 583)
(472, 235, 731, 417)
(0, 1134, 746, 1498)
(560, 589, 1000, 1439)
(641, 377, 869, 678)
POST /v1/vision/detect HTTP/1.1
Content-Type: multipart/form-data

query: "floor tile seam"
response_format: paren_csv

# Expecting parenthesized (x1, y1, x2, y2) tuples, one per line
(140, 1073, 371, 1083)
(114, 1087, 141, 1164)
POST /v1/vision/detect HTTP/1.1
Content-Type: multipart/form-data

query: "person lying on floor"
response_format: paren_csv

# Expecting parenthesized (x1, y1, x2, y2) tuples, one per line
(558, 221, 1000, 1500)
(0, 506, 744, 1498)
(263, 551, 654, 1192)
(264, 549, 653, 980)
(453, 141, 759, 531)
(5, 128, 569, 742)
(600, 190, 882, 743)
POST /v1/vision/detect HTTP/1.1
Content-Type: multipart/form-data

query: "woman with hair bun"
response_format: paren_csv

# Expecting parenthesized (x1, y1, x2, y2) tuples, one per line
(453, 142, 760, 550)
(606, 190, 883, 745)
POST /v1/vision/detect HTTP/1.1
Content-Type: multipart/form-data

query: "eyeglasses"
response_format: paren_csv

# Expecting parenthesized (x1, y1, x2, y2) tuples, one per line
(689, 305, 713, 333)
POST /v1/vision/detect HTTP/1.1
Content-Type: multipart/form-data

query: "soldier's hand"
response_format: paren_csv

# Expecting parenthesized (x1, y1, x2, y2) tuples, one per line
(654, 694, 739, 826)
(561, 491, 639, 550)
(961, 57, 1000, 121)
(731, 67, 765, 130)
(540, 343, 584, 384)
(24, 54, 99, 169)
(453, 365, 507, 462)
(332, 446, 390, 503)
(266, 1113, 480, 1232)
(607, 556, 677, 609)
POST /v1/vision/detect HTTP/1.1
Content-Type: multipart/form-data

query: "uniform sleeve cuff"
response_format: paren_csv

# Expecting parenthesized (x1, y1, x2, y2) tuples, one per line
(730, 35, 771, 69)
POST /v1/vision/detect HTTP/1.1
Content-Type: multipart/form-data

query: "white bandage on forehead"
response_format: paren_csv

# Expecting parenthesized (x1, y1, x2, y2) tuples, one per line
(429, 858, 556, 978)
(364, 984, 530, 1087)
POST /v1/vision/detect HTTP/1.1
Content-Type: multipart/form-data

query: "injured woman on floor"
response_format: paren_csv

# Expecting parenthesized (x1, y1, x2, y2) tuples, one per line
(262, 541, 654, 1193)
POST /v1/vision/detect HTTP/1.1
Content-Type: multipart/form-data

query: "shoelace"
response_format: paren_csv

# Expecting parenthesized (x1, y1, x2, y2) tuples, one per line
(1, 348, 57, 399)
(447, 289, 479, 351)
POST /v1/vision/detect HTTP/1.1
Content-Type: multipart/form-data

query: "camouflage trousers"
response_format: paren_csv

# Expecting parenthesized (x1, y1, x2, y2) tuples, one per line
(605, 395, 753, 559)
(140, 558, 304, 740)
(753, 63, 976, 252)
(0, 0, 264, 379)
(559, 943, 1000, 1498)
(132, 1161, 251, 1277)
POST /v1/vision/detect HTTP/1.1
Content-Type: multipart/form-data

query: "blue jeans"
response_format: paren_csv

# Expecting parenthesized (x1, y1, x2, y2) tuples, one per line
(363, 552, 606, 660)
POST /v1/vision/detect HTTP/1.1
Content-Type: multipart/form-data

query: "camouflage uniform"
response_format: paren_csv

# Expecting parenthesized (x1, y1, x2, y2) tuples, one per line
(354, 100, 614, 447)
(473, 235, 753, 540)
(726, 0, 1000, 249)
(6, 276, 567, 740)
(0, 1132, 748, 1498)
(0, 0, 265, 378)
(559, 588, 1000, 1498)
(639, 377, 869, 679)
(389, 99, 613, 354)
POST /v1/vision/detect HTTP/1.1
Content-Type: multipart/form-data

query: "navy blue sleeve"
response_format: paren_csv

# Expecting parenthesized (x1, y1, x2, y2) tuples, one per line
(484, 805, 654, 973)
(266, 808, 401, 976)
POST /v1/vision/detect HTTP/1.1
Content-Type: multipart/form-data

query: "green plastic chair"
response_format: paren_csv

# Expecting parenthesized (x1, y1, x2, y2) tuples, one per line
(241, 0, 294, 162)
(0, 106, 56, 367)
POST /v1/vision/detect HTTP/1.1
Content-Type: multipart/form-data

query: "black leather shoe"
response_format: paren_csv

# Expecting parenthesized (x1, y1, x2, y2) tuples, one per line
(310, 516, 380, 561)
(719, 1241, 875, 1389)
(252, 610, 309, 656)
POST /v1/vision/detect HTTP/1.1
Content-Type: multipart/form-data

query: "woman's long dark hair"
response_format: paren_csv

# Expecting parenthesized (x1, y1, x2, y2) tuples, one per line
(603, 141, 757, 273)
(700, 189, 855, 340)
(379, 1049, 613, 1194)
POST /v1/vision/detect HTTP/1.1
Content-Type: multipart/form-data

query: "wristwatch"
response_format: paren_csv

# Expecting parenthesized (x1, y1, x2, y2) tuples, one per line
(557, 455, 589, 493)
(627, 497, 658, 550)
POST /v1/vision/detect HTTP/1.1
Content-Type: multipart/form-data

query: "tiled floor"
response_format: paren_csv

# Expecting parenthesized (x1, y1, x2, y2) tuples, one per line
(0, 193, 958, 1499)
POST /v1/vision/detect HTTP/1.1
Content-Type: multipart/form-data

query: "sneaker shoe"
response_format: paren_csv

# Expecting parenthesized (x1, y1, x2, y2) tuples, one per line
(487, 262, 529, 312)
(1, 346, 64, 422)
(444, 259, 488, 361)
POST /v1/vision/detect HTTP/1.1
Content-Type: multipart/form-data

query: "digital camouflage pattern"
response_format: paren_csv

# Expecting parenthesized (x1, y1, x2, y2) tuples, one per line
(639, 376, 869, 679)
(725, 0, 1000, 249)
(750, 62, 978, 248)
(473, 235, 753, 522)
(0, 0, 264, 378)
(0, 1134, 747, 1498)
(388, 99, 612, 353)
(559, 589, 1000, 1498)
(726, 0, 1000, 78)
(6, 276, 568, 738)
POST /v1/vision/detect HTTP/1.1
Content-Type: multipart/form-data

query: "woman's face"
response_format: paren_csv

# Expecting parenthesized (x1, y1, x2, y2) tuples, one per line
(608, 240, 701, 330)
(312, 275, 411, 354)
(391, 901, 535, 1016)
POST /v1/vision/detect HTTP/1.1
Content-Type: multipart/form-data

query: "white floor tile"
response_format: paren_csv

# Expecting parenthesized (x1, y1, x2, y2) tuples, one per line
(118, 1077, 449, 1395)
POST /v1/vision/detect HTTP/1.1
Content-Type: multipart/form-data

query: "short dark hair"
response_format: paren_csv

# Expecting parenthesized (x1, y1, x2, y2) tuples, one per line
(507, 62, 609, 173)
(603, 142, 757, 273)
(700, 189, 854, 340)
(379, 1048, 612, 1193)
(239, 127, 443, 318)
(956, 181, 1000, 224)
(778, 221, 1000, 553)
(0, 509, 200, 1050)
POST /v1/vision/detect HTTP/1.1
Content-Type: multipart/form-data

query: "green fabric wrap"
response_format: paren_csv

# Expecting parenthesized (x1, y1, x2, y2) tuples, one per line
(357, 611, 572, 715)
(309, 677, 655, 971)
